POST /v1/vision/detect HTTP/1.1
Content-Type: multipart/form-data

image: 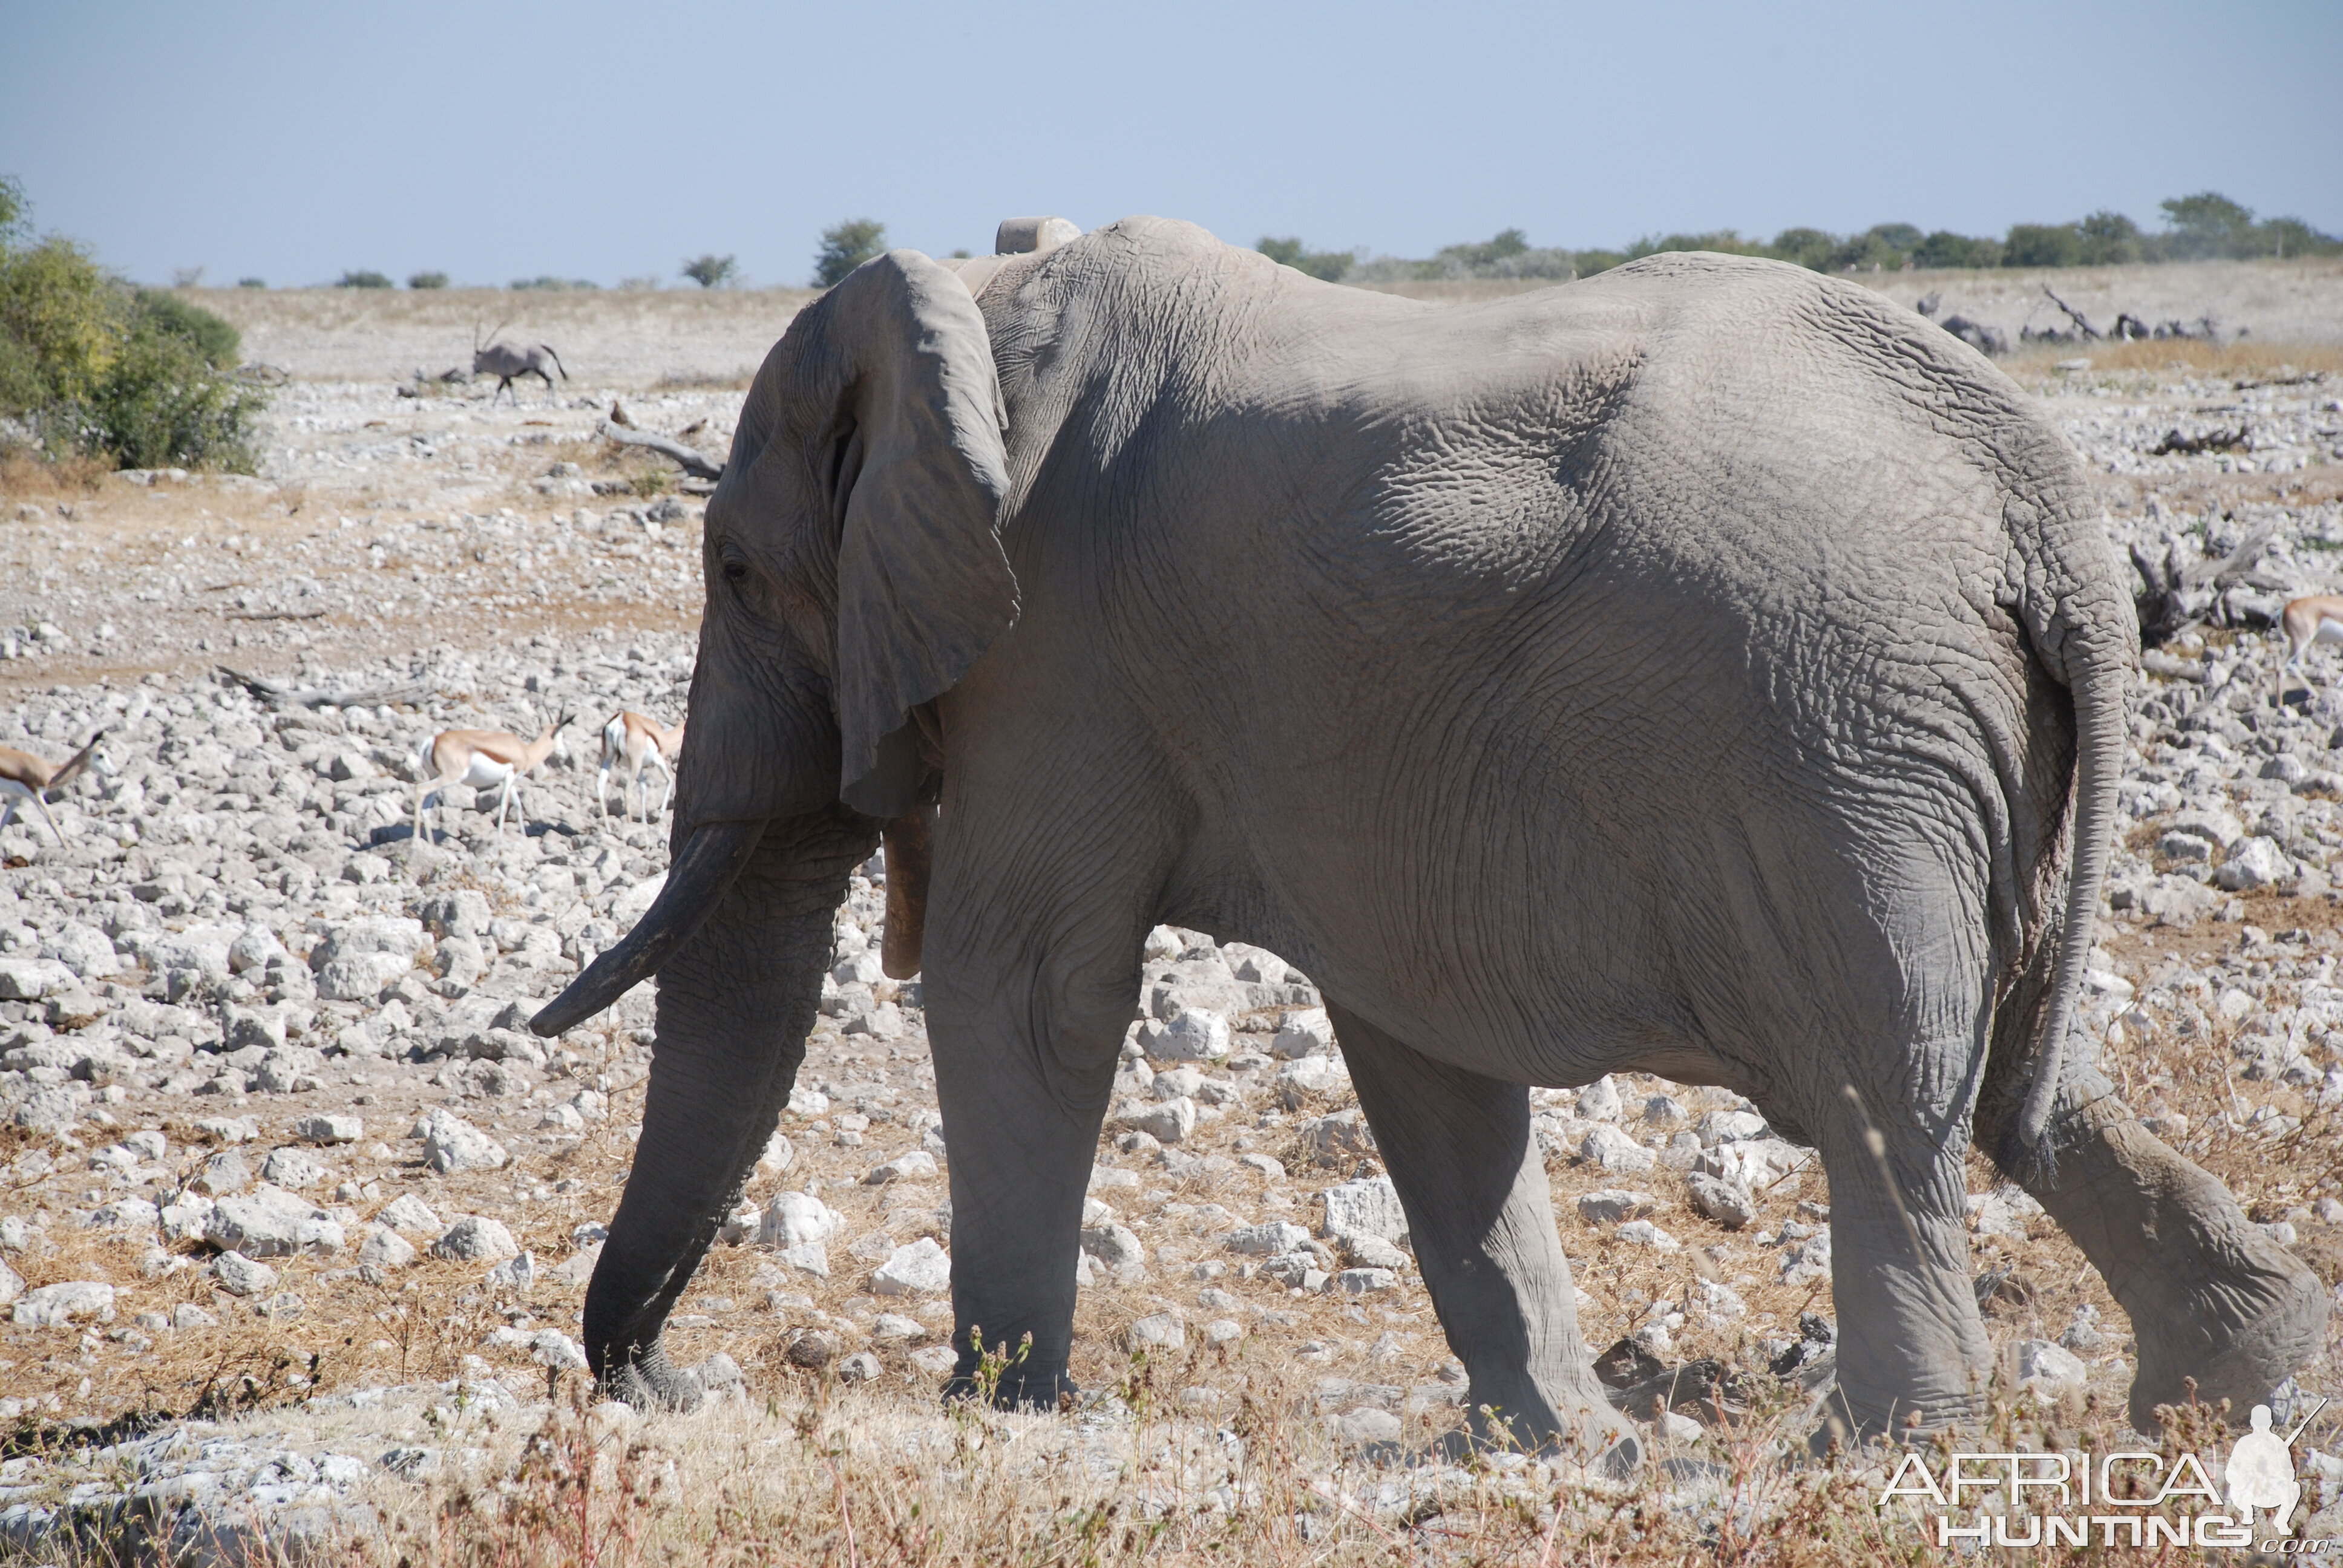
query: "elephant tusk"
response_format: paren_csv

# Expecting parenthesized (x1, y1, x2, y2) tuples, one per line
(530, 818, 766, 1037)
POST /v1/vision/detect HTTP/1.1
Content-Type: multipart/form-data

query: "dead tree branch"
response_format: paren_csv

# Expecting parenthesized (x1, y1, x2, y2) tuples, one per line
(595, 420, 723, 480)
(217, 667, 434, 710)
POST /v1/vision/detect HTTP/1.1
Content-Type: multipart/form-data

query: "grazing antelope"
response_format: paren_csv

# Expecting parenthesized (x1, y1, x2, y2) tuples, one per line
(598, 711, 684, 821)
(2276, 594, 2343, 701)
(413, 713, 574, 841)
(0, 731, 106, 844)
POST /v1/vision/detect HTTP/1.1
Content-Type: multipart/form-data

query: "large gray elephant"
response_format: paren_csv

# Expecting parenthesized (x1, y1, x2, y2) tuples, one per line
(536, 217, 2325, 1461)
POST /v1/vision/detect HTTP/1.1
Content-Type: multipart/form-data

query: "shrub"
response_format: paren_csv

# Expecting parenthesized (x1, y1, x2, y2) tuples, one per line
(237, 276, 266, 289)
(407, 270, 449, 290)
(680, 253, 737, 289)
(2160, 191, 2255, 258)
(814, 220, 887, 287)
(1913, 230, 2001, 269)
(1256, 237, 1356, 281)
(133, 287, 239, 367)
(2002, 223, 2083, 268)
(87, 292, 263, 470)
(2258, 217, 2343, 260)
(336, 269, 393, 289)
(2076, 210, 2143, 265)
(0, 178, 266, 471)
(511, 276, 597, 290)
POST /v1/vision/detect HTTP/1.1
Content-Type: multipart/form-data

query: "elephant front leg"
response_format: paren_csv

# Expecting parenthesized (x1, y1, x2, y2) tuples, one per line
(1988, 1068, 2328, 1434)
(928, 1001, 1120, 1409)
(1329, 1006, 1640, 1472)
(1811, 1097, 1991, 1448)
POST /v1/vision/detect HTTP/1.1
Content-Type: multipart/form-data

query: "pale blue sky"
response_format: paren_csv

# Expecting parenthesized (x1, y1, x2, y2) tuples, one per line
(5, 0, 2338, 288)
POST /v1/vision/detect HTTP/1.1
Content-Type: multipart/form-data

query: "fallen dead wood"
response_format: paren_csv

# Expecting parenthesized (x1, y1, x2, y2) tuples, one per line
(2039, 285, 2101, 341)
(217, 667, 433, 710)
(2149, 424, 2250, 456)
(225, 609, 330, 622)
(2131, 517, 2284, 647)
(595, 419, 723, 480)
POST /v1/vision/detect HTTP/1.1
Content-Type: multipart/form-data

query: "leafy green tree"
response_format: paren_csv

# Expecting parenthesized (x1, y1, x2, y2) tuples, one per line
(2255, 217, 2343, 259)
(1256, 236, 1356, 281)
(407, 270, 450, 290)
(237, 277, 266, 289)
(2002, 223, 2083, 268)
(813, 220, 887, 288)
(1913, 230, 2001, 269)
(2160, 191, 2255, 258)
(2075, 211, 2141, 265)
(680, 253, 738, 289)
(336, 269, 393, 289)
(1435, 228, 1532, 271)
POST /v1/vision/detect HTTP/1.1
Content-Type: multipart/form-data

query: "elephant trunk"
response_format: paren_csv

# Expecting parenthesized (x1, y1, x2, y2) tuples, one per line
(576, 806, 880, 1406)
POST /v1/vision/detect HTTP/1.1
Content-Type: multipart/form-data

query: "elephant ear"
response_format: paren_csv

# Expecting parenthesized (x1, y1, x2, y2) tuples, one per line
(826, 250, 1018, 818)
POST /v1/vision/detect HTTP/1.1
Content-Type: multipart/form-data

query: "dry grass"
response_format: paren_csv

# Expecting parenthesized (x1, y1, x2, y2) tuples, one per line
(2004, 337, 2343, 379)
(0, 449, 113, 500)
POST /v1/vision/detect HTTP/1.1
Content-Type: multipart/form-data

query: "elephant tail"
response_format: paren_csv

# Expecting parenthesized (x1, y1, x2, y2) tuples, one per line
(2017, 552, 2134, 1155)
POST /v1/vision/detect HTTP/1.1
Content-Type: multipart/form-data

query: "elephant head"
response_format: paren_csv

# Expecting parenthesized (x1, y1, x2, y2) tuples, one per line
(530, 250, 1018, 1403)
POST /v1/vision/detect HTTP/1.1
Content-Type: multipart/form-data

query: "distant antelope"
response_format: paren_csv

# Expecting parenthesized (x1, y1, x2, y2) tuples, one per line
(2277, 595, 2343, 701)
(0, 731, 106, 844)
(472, 322, 569, 406)
(414, 713, 574, 840)
(598, 711, 684, 821)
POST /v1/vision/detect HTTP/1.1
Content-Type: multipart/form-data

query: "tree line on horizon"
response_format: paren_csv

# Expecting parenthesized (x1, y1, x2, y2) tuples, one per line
(1262, 191, 2341, 284)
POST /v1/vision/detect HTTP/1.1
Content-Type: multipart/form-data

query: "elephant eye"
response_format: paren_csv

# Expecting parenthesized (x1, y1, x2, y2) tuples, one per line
(721, 558, 749, 584)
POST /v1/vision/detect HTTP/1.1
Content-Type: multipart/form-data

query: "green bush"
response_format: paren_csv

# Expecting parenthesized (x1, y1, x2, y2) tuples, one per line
(337, 270, 393, 289)
(2002, 223, 2083, 268)
(136, 288, 239, 367)
(814, 220, 887, 288)
(88, 296, 263, 469)
(1913, 230, 2000, 269)
(407, 270, 449, 290)
(1256, 237, 1356, 281)
(2075, 211, 2142, 265)
(680, 253, 737, 289)
(237, 276, 266, 289)
(510, 276, 598, 290)
(0, 176, 266, 471)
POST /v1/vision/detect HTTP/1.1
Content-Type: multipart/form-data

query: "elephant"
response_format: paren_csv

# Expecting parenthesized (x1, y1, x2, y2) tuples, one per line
(535, 216, 2326, 1463)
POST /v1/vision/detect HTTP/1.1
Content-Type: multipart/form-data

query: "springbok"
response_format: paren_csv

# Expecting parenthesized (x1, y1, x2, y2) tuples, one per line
(2276, 594, 2343, 701)
(0, 731, 106, 844)
(598, 711, 684, 821)
(414, 713, 574, 841)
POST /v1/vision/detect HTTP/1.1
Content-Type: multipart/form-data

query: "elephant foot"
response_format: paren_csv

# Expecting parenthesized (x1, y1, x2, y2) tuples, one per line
(1436, 1390, 1643, 1477)
(942, 1364, 1077, 1412)
(600, 1341, 704, 1414)
(2126, 1235, 2327, 1434)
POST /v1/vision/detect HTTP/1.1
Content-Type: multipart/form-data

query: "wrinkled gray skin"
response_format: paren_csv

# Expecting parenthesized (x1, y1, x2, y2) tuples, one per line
(537, 218, 2325, 1461)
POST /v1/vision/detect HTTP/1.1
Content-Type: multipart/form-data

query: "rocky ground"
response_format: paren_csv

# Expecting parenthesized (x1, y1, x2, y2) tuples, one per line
(1, 287, 2342, 1562)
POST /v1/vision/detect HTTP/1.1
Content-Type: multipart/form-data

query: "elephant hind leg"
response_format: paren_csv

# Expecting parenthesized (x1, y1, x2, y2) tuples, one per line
(1981, 1066, 2328, 1434)
(1330, 1005, 1640, 1474)
(1809, 1086, 1993, 1449)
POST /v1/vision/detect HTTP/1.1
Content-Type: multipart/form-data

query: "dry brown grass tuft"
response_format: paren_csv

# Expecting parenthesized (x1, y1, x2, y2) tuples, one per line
(0, 448, 113, 498)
